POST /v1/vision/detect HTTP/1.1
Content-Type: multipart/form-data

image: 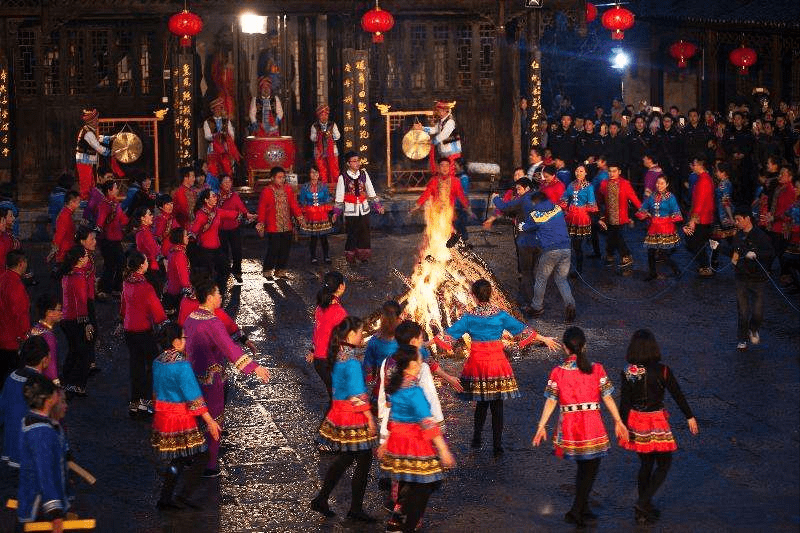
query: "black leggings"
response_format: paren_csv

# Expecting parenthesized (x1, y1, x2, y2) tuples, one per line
(317, 449, 372, 513)
(396, 481, 441, 532)
(309, 235, 330, 259)
(647, 248, 679, 276)
(313, 358, 333, 401)
(572, 458, 601, 514)
(474, 399, 504, 448)
(637, 452, 672, 507)
(571, 237, 584, 272)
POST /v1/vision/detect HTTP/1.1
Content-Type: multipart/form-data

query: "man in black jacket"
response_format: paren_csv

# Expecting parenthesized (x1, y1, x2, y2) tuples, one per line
(710, 206, 775, 351)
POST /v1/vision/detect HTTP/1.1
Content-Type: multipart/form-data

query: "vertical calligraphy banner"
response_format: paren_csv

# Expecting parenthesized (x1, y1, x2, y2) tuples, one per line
(0, 52, 10, 169)
(342, 49, 370, 166)
(352, 50, 370, 167)
(342, 49, 356, 156)
(172, 52, 194, 167)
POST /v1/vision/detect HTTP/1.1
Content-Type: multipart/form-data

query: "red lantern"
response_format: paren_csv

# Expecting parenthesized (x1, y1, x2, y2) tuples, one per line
(669, 40, 697, 68)
(168, 10, 203, 47)
(601, 6, 635, 40)
(729, 45, 757, 75)
(361, 1, 394, 43)
(586, 2, 598, 23)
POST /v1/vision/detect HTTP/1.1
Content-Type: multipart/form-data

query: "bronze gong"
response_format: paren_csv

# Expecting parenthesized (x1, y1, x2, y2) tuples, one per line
(112, 131, 143, 164)
(402, 129, 431, 160)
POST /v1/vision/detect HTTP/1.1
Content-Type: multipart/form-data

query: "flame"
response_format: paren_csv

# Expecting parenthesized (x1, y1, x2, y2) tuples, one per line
(365, 179, 519, 357)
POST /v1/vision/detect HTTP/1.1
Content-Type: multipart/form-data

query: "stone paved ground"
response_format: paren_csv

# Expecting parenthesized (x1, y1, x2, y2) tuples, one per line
(1, 221, 798, 532)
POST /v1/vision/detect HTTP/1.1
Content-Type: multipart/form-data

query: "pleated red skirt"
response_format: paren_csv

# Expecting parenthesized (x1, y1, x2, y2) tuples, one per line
(459, 341, 520, 401)
(621, 409, 678, 453)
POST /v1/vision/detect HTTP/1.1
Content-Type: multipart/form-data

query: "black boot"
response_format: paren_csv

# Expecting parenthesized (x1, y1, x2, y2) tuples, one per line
(472, 401, 489, 448)
(157, 463, 183, 509)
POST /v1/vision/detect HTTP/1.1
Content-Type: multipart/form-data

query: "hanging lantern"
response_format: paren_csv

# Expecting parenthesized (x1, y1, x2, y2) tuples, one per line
(168, 9, 203, 47)
(729, 45, 757, 75)
(601, 6, 635, 40)
(586, 2, 598, 23)
(361, 1, 394, 43)
(669, 40, 697, 68)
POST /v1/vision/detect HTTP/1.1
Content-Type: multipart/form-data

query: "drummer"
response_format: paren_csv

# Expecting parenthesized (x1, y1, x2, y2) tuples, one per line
(249, 76, 283, 137)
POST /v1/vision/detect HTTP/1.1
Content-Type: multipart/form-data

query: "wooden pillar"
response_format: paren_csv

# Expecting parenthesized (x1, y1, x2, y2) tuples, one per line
(771, 35, 782, 100)
(706, 30, 719, 112)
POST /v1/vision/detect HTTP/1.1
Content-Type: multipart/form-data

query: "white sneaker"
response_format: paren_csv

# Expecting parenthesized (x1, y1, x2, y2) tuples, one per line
(748, 330, 760, 345)
(737, 341, 748, 351)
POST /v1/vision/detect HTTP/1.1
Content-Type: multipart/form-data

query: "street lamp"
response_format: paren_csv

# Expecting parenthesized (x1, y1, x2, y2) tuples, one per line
(611, 49, 630, 69)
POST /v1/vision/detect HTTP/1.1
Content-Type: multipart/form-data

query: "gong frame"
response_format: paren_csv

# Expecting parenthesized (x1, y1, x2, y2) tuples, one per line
(98, 116, 163, 191)
(376, 105, 434, 192)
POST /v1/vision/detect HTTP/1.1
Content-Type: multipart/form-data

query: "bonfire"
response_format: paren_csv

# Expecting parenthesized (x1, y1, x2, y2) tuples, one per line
(365, 186, 520, 357)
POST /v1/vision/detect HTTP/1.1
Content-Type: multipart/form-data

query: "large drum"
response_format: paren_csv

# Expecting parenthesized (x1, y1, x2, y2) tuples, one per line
(245, 136, 296, 172)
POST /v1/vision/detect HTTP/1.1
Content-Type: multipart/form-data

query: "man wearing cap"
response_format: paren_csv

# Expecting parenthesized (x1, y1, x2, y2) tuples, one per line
(414, 101, 462, 170)
(249, 76, 283, 137)
(75, 109, 113, 200)
(203, 97, 239, 178)
(310, 104, 341, 184)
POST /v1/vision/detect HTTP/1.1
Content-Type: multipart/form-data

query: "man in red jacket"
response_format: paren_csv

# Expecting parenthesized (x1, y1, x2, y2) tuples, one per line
(599, 162, 642, 269)
(96, 180, 129, 297)
(256, 166, 305, 280)
(684, 156, 715, 277)
(0, 250, 30, 386)
(172, 166, 197, 229)
(51, 191, 80, 266)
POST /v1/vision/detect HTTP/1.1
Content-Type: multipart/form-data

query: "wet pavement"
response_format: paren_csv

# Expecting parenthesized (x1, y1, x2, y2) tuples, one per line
(1, 222, 799, 533)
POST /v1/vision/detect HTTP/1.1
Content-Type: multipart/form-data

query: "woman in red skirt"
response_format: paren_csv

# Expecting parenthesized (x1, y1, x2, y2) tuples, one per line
(435, 279, 559, 456)
(560, 164, 598, 274)
(311, 316, 378, 522)
(620, 329, 698, 524)
(152, 321, 221, 509)
(533, 326, 629, 527)
(377, 321, 456, 533)
(298, 165, 334, 264)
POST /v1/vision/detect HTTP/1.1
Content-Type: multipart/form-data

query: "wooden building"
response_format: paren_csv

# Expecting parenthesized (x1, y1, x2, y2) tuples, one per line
(0, 0, 588, 204)
(621, 0, 800, 115)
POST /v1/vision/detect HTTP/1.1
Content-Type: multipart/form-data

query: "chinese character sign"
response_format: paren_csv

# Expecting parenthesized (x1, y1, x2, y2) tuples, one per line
(173, 53, 194, 167)
(0, 55, 10, 165)
(342, 49, 370, 166)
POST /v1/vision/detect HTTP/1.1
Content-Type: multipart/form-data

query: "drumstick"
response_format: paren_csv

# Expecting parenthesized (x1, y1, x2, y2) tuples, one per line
(68, 461, 97, 485)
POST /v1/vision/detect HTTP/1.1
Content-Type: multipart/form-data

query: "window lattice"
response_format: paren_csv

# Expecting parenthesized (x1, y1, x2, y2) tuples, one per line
(433, 25, 449, 89)
(44, 32, 61, 96)
(66, 30, 85, 95)
(16, 30, 37, 96)
(456, 24, 472, 88)
(478, 23, 495, 88)
(410, 24, 426, 90)
(90, 29, 110, 88)
(140, 32, 154, 95)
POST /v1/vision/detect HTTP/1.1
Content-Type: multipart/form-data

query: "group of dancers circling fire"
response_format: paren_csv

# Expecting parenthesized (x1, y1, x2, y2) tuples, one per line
(308, 270, 698, 530)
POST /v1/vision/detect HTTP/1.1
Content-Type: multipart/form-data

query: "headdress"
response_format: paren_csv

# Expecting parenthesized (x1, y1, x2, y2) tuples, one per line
(316, 104, 330, 116)
(82, 108, 99, 124)
(258, 76, 272, 91)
